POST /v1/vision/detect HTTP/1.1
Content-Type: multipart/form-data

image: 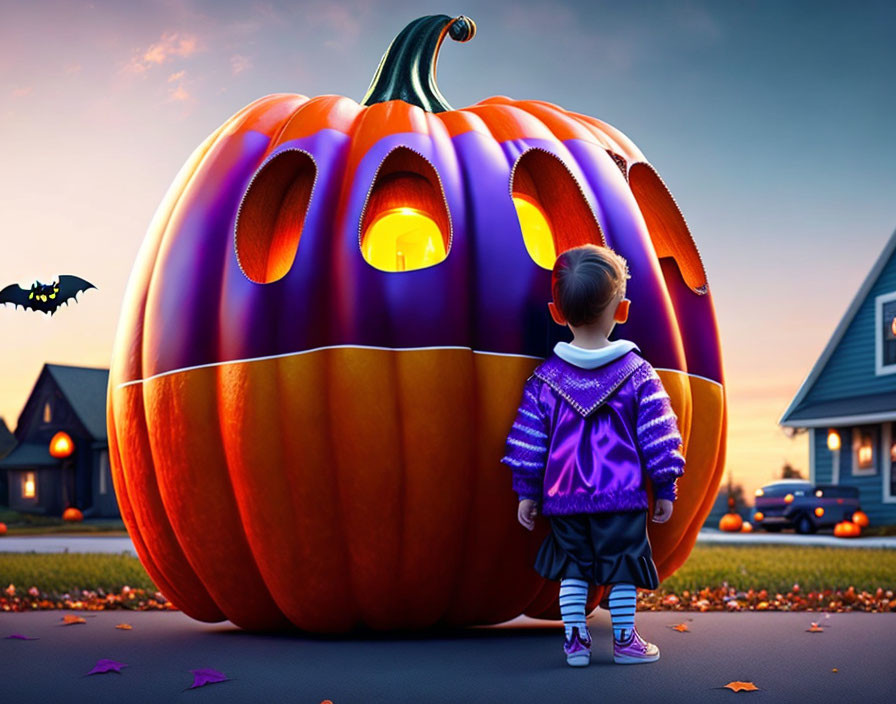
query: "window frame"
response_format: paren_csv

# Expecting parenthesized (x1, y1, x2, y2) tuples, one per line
(851, 425, 879, 476)
(874, 291, 896, 375)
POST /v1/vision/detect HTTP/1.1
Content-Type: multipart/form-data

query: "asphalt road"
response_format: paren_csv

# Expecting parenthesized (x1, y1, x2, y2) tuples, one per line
(2, 609, 894, 704)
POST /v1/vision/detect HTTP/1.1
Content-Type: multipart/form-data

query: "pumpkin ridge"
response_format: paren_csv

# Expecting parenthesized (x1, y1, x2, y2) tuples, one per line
(116, 96, 273, 386)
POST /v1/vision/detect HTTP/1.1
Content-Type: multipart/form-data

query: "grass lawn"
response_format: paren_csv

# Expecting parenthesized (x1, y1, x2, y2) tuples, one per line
(0, 507, 127, 535)
(1, 545, 894, 613)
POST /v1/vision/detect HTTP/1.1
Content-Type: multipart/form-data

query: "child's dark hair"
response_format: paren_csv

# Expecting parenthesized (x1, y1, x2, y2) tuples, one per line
(551, 245, 629, 327)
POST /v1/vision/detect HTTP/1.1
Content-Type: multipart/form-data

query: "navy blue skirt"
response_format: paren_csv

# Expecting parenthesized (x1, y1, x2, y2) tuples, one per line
(534, 509, 660, 589)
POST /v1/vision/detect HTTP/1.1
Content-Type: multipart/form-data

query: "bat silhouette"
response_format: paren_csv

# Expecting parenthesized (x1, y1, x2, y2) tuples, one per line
(0, 275, 96, 315)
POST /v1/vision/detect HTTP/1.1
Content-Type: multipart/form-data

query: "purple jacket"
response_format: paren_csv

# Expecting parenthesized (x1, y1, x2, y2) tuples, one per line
(500, 342, 685, 516)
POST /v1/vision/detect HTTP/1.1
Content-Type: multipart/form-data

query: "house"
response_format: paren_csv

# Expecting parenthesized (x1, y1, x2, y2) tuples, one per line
(0, 418, 15, 504)
(779, 228, 896, 526)
(0, 364, 118, 518)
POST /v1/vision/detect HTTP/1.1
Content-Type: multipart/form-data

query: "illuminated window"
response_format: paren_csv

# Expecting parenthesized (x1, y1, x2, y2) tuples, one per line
(852, 426, 877, 475)
(22, 471, 36, 499)
(43, 402, 52, 423)
(360, 147, 451, 273)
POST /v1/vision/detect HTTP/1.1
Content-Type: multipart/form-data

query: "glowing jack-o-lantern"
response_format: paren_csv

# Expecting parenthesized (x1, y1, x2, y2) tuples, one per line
(107, 14, 726, 632)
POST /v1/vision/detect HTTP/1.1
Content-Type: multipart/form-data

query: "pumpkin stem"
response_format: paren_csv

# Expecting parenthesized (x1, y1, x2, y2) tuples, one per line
(360, 14, 476, 113)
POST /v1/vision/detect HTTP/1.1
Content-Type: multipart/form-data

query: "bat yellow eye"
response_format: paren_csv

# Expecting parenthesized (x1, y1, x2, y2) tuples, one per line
(49, 294, 56, 299)
(40, 295, 48, 302)
(29, 293, 34, 299)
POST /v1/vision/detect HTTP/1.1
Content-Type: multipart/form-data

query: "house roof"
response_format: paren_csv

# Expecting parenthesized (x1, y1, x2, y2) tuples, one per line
(782, 390, 896, 427)
(780, 227, 896, 427)
(44, 364, 109, 440)
(0, 417, 15, 460)
(0, 442, 59, 468)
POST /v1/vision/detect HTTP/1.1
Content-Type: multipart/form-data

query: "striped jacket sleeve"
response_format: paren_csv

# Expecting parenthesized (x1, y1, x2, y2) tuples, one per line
(500, 376, 549, 503)
(633, 362, 685, 502)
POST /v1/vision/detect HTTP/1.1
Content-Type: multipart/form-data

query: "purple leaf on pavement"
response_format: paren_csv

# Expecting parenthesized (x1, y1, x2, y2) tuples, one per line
(188, 668, 230, 689)
(5, 633, 39, 640)
(86, 659, 128, 675)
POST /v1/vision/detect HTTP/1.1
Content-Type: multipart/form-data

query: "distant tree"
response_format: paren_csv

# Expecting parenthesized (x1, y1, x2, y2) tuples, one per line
(781, 462, 803, 479)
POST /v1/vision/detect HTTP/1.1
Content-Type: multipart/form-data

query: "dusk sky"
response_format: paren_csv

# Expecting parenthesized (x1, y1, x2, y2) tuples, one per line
(1, 0, 894, 499)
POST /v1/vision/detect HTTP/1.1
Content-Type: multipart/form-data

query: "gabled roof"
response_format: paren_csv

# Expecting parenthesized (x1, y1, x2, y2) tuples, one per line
(0, 442, 57, 468)
(780, 228, 896, 427)
(44, 364, 109, 440)
(0, 417, 15, 460)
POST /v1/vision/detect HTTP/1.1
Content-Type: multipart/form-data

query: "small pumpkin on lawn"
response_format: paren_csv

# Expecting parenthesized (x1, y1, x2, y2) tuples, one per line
(719, 512, 743, 532)
(834, 520, 861, 538)
(851, 510, 869, 527)
(62, 507, 83, 522)
(107, 14, 726, 632)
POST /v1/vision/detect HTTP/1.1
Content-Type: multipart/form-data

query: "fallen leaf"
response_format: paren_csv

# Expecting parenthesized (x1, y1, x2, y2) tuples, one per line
(62, 615, 86, 625)
(115, 623, 133, 630)
(5, 633, 39, 640)
(723, 681, 759, 692)
(188, 668, 230, 689)
(669, 623, 689, 632)
(86, 659, 128, 675)
(806, 623, 824, 633)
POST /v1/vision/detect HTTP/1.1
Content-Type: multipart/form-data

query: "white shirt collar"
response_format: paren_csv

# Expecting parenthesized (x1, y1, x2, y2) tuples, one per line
(553, 339, 640, 369)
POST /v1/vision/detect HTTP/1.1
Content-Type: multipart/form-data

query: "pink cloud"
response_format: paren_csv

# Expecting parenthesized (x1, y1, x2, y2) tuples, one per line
(11, 86, 32, 98)
(122, 31, 201, 76)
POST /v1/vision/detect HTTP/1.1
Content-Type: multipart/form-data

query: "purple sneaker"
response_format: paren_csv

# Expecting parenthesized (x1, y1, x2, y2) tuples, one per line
(563, 627, 592, 667)
(613, 627, 660, 664)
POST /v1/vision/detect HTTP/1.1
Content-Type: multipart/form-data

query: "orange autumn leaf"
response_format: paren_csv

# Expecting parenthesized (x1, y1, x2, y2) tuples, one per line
(806, 623, 824, 633)
(115, 623, 133, 630)
(61, 615, 86, 625)
(723, 681, 759, 692)
(669, 623, 689, 632)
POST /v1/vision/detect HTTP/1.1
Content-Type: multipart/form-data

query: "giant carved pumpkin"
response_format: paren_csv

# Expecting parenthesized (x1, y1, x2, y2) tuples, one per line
(107, 15, 726, 632)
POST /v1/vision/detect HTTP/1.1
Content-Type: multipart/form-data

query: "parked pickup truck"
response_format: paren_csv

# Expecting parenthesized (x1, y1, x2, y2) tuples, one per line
(751, 480, 861, 534)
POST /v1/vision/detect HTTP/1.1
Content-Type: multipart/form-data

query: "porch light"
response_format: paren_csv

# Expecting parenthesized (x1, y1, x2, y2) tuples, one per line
(754, 488, 764, 497)
(49, 431, 74, 459)
(826, 430, 841, 451)
(815, 489, 823, 497)
(815, 507, 824, 517)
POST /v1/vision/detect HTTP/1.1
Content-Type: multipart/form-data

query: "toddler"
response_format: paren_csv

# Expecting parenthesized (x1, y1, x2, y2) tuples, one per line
(501, 244, 685, 667)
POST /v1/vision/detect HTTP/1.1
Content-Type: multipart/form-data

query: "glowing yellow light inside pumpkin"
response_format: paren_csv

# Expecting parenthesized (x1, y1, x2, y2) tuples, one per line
(362, 207, 446, 272)
(513, 195, 556, 270)
(827, 430, 841, 451)
(815, 507, 824, 517)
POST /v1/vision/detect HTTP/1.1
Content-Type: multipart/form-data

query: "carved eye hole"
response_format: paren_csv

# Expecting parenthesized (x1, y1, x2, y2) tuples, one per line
(629, 162, 707, 294)
(511, 149, 604, 270)
(360, 147, 450, 272)
(235, 149, 316, 284)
